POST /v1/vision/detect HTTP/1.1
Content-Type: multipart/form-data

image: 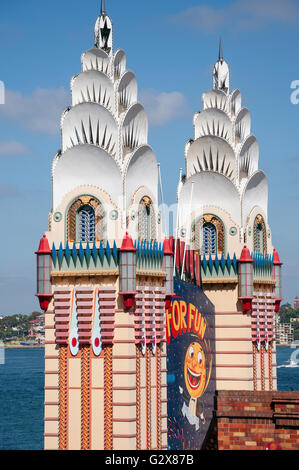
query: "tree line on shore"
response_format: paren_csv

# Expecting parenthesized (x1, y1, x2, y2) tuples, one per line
(0, 311, 42, 341)
(278, 303, 299, 340)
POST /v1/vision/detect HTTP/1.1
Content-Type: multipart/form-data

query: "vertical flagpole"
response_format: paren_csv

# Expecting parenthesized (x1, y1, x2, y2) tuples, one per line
(181, 181, 194, 280)
(158, 163, 167, 237)
(173, 168, 182, 276)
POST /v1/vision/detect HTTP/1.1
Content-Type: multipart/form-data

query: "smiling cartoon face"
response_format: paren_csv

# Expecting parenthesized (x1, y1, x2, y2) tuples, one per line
(184, 342, 206, 398)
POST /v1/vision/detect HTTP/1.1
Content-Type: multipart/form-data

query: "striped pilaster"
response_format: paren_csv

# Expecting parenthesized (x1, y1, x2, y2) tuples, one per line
(154, 286, 166, 345)
(112, 311, 137, 450)
(252, 290, 277, 391)
(81, 345, 91, 449)
(99, 287, 116, 345)
(214, 311, 254, 391)
(76, 288, 94, 344)
(54, 287, 72, 345)
(44, 303, 60, 450)
(104, 345, 113, 449)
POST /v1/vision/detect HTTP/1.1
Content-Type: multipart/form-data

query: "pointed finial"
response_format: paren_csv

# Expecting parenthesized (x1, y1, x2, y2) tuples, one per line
(101, 0, 106, 16)
(219, 37, 223, 61)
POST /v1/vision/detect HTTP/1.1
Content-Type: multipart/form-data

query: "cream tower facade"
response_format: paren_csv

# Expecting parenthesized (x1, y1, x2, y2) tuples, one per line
(177, 46, 282, 392)
(39, 4, 169, 451)
(36, 4, 284, 451)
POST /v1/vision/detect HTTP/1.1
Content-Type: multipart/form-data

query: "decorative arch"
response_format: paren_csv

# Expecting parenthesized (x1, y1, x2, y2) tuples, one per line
(192, 214, 224, 255)
(138, 196, 156, 241)
(67, 195, 105, 243)
(253, 214, 267, 253)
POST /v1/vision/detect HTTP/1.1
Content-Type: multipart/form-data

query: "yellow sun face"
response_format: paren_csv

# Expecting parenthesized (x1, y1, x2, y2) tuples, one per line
(184, 342, 206, 398)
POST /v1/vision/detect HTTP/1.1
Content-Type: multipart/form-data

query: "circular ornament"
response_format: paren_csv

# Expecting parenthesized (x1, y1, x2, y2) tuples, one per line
(229, 227, 237, 236)
(180, 229, 186, 238)
(131, 211, 136, 221)
(157, 213, 161, 224)
(53, 212, 62, 223)
(110, 210, 118, 220)
(248, 228, 252, 236)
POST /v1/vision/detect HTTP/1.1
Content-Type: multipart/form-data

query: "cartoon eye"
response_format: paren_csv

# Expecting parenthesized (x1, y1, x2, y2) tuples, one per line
(189, 346, 194, 358)
(197, 351, 203, 364)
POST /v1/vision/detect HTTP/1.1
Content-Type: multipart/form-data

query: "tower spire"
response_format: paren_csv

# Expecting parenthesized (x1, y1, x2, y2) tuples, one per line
(219, 37, 223, 62)
(101, 0, 106, 16)
(94, 0, 113, 54)
(213, 37, 229, 94)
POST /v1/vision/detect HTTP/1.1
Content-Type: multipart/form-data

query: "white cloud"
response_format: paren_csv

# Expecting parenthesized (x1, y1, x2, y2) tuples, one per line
(0, 87, 69, 135)
(139, 89, 188, 127)
(0, 140, 30, 156)
(0, 86, 187, 132)
(169, 0, 299, 34)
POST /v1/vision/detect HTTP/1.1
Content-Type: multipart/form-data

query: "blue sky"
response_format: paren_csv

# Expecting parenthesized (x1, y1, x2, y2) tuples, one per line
(0, 0, 299, 314)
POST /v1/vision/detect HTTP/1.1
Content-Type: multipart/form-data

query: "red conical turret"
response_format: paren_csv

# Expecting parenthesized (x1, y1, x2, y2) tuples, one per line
(273, 248, 283, 312)
(238, 245, 254, 313)
(35, 234, 51, 254)
(238, 245, 253, 263)
(119, 232, 137, 310)
(163, 238, 175, 309)
(35, 235, 52, 312)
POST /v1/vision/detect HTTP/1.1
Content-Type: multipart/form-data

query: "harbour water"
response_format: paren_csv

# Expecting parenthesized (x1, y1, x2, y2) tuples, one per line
(0, 346, 298, 450)
(0, 348, 44, 450)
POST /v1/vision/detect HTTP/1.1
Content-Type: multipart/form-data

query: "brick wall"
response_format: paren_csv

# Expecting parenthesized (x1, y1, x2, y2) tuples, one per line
(204, 391, 299, 450)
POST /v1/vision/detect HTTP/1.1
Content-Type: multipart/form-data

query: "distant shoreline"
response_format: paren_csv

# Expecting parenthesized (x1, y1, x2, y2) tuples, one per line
(4, 345, 44, 349)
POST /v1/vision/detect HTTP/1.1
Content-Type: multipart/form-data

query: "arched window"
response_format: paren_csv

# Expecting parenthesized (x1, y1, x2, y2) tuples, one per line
(192, 214, 224, 255)
(138, 196, 156, 241)
(67, 196, 105, 243)
(77, 205, 95, 242)
(203, 222, 217, 255)
(253, 215, 266, 253)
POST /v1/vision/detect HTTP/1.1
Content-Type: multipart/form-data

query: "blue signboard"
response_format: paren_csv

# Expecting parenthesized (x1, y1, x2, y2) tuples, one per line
(167, 277, 215, 450)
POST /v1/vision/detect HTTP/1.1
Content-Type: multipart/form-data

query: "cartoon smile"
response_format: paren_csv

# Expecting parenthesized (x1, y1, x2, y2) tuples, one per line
(187, 367, 201, 389)
(184, 342, 207, 398)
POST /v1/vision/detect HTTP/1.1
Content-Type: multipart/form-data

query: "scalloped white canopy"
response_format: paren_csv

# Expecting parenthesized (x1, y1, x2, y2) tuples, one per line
(239, 135, 259, 178)
(242, 170, 268, 226)
(230, 89, 242, 116)
(82, 48, 110, 74)
(179, 171, 241, 227)
(186, 135, 237, 181)
(114, 49, 127, 79)
(235, 108, 251, 142)
(61, 102, 118, 155)
(122, 103, 148, 152)
(125, 145, 158, 208)
(118, 71, 138, 111)
(202, 89, 228, 112)
(53, 145, 122, 210)
(71, 70, 115, 110)
(194, 108, 233, 142)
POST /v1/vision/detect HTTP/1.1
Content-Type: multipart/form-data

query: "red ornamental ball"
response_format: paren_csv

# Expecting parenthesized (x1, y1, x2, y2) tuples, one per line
(72, 338, 77, 348)
(266, 442, 282, 450)
(94, 338, 100, 348)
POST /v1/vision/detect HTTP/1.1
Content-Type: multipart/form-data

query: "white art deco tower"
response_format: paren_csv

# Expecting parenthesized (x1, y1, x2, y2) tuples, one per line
(177, 44, 282, 392)
(39, 3, 169, 451)
(50, 1, 160, 247)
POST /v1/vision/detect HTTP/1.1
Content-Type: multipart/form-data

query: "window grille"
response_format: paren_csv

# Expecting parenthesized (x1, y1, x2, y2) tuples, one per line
(77, 205, 96, 242)
(255, 223, 263, 253)
(202, 222, 217, 255)
(141, 204, 150, 240)
(253, 215, 266, 253)
(138, 196, 155, 241)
